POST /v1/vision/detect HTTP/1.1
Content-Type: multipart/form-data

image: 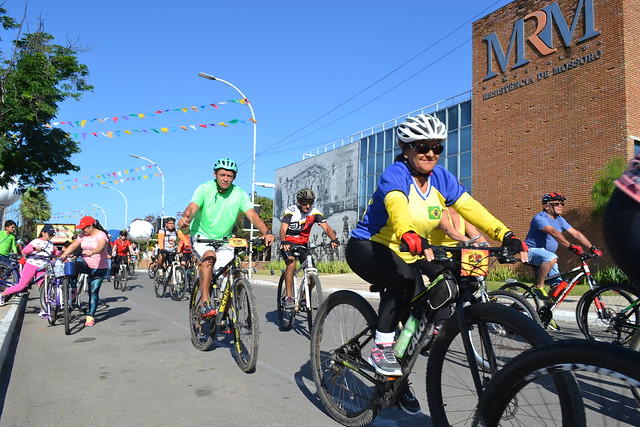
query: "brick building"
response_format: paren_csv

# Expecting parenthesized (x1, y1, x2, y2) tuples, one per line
(472, 0, 639, 256)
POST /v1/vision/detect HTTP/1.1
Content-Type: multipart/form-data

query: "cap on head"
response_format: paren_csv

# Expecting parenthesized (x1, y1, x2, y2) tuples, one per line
(397, 114, 447, 144)
(41, 224, 55, 235)
(213, 158, 238, 174)
(297, 188, 315, 201)
(77, 216, 96, 230)
(542, 192, 566, 205)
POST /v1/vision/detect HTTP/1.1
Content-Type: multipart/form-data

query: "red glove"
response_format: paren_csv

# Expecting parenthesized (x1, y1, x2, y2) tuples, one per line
(590, 246, 603, 258)
(568, 244, 584, 255)
(401, 232, 429, 253)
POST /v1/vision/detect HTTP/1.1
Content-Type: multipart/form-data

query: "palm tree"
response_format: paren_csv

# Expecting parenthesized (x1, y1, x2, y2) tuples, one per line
(19, 188, 51, 237)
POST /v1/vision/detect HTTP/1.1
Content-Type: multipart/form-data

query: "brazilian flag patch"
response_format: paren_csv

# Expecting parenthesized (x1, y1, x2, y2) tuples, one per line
(428, 206, 442, 220)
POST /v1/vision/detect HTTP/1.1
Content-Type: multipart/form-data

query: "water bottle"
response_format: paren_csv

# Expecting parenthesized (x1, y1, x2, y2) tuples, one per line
(550, 280, 568, 299)
(394, 314, 419, 358)
(54, 260, 65, 278)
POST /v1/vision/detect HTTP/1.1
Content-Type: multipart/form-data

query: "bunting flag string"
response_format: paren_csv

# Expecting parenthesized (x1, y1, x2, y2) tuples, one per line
(45, 99, 250, 128)
(47, 173, 161, 191)
(51, 208, 99, 219)
(67, 118, 254, 140)
(37, 164, 156, 188)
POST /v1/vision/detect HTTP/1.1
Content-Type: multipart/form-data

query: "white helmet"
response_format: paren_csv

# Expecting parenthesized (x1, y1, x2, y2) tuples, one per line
(397, 114, 447, 143)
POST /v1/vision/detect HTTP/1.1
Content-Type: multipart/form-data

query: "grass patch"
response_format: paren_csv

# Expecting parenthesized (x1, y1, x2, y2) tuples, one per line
(261, 260, 352, 275)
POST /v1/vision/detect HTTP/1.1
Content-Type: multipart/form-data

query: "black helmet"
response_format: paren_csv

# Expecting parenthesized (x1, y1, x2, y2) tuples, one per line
(542, 192, 566, 205)
(296, 188, 315, 201)
(119, 230, 128, 237)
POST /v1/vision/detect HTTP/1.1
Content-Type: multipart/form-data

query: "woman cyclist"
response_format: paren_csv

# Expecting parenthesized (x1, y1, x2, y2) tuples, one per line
(347, 113, 528, 382)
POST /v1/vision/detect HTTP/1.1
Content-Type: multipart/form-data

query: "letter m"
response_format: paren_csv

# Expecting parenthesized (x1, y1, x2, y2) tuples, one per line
(539, 0, 600, 49)
(483, 18, 529, 81)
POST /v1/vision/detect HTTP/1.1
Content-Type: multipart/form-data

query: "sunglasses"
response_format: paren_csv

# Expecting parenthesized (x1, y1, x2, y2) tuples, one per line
(549, 202, 565, 206)
(298, 199, 313, 206)
(409, 142, 444, 155)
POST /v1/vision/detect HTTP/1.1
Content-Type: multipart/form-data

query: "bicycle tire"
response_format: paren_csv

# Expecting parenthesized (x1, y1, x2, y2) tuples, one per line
(121, 264, 128, 291)
(147, 262, 157, 279)
(63, 278, 71, 335)
(47, 279, 59, 326)
(189, 279, 216, 351)
(231, 278, 259, 373)
(310, 290, 380, 426)
(276, 274, 295, 331)
(499, 281, 543, 310)
(0, 261, 19, 283)
(474, 339, 640, 426)
(113, 267, 120, 290)
(77, 275, 90, 314)
(487, 289, 541, 324)
(306, 273, 323, 332)
(128, 261, 135, 275)
(154, 273, 166, 298)
(39, 275, 48, 312)
(577, 283, 640, 345)
(426, 302, 553, 427)
(170, 266, 186, 301)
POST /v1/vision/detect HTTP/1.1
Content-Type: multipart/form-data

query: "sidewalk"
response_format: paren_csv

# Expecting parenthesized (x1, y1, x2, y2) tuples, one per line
(0, 294, 27, 377)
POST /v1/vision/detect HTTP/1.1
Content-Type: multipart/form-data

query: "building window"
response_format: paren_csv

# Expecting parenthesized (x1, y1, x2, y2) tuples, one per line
(634, 138, 640, 155)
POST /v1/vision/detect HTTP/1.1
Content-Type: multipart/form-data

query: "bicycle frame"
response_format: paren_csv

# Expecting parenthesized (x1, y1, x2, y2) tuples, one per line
(289, 244, 323, 311)
(543, 254, 599, 309)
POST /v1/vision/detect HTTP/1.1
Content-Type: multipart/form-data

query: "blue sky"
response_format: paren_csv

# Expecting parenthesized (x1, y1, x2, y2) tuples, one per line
(5, 0, 512, 230)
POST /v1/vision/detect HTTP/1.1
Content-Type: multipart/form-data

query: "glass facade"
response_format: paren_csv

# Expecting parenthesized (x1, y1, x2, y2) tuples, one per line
(358, 99, 472, 216)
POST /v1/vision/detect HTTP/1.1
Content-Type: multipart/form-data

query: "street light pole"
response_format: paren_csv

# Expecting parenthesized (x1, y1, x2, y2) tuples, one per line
(90, 203, 107, 229)
(100, 185, 128, 227)
(129, 154, 165, 218)
(199, 72, 258, 277)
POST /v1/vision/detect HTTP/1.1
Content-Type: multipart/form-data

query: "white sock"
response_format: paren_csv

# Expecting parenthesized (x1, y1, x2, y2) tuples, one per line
(375, 330, 395, 346)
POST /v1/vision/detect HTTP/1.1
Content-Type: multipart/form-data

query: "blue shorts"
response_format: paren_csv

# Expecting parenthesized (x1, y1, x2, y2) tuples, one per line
(527, 247, 561, 285)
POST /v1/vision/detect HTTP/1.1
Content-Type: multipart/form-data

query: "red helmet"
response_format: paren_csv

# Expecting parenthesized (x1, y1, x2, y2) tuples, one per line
(542, 192, 566, 205)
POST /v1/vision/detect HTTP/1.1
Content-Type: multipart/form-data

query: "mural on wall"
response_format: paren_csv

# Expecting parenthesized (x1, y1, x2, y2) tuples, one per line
(273, 143, 360, 262)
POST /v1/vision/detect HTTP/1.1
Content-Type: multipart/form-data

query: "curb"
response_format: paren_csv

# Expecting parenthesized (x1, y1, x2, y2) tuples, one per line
(0, 295, 26, 376)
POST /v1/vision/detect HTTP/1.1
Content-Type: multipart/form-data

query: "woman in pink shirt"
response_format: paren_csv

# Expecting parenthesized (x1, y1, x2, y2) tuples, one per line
(60, 216, 109, 327)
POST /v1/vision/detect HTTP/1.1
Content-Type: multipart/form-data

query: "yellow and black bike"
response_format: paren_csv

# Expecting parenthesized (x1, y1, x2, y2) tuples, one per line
(189, 237, 263, 373)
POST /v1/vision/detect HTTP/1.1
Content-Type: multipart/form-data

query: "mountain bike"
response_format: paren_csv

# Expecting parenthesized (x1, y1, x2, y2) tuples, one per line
(182, 253, 197, 301)
(147, 255, 158, 279)
(154, 251, 185, 300)
(577, 282, 640, 345)
(189, 237, 262, 373)
(113, 255, 128, 292)
(127, 255, 136, 275)
(310, 244, 552, 426)
(277, 242, 329, 332)
(473, 339, 640, 426)
(500, 252, 602, 330)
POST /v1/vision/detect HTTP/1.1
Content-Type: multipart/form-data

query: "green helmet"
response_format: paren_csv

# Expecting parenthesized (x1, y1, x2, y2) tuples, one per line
(213, 158, 238, 173)
(296, 188, 315, 201)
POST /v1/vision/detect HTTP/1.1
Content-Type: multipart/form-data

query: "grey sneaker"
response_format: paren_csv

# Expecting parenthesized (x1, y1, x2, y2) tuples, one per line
(398, 382, 421, 415)
(283, 296, 295, 309)
(368, 343, 402, 376)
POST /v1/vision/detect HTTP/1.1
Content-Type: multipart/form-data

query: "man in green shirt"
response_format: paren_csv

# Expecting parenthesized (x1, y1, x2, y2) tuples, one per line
(178, 158, 275, 317)
(0, 220, 18, 256)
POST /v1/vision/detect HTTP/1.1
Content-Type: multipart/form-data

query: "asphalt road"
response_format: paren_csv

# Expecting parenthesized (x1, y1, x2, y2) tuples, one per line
(0, 273, 425, 427)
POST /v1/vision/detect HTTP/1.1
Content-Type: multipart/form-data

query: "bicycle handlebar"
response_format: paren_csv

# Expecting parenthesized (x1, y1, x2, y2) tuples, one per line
(193, 237, 265, 248)
(398, 243, 518, 264)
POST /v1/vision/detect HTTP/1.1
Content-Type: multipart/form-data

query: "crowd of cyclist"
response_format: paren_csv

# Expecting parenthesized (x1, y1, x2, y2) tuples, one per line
(0, 111, 638, 418)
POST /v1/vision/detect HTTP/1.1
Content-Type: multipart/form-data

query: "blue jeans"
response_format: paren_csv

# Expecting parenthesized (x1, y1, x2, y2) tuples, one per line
(527, 247, 561, 285)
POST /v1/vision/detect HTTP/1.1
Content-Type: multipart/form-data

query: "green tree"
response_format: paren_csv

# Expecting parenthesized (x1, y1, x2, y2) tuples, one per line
(591, 156, 627, 218)
(19, 187, 51, 237)
(234, 194, 273, 238)
(0, 7, 93, 188)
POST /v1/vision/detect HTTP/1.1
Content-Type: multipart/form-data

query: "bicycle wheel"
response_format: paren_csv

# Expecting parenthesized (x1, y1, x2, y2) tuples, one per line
(77, 276, 90, 314)
(474, 339, 640, 426)
(63, 278, 71, 335)
(0, 262, 19, 283)
(154, 273, 166, 298)
(147, 262, 157, 279)
(487, 289, 541, 324)
(276, 274, 294, 331)
(170, 266, 186, 301)
(578, 283, 640, 345)
(189, 279, 216, 351)
(121, 265, 128, 291)
(128, 261, 135, 275)
(499, 281, 543, 309)
(426, 302, 553, 426)
(306, 273, 323, 332)
(47, 279, 59, 326)
(310, 290, 380, 426)
(231, 278, 259, 373)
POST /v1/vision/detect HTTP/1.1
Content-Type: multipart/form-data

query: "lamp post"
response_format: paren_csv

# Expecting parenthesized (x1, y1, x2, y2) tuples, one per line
(90, 204, 107, 229)
(100, 185, 128, 227)
(129, 154, 165, 218)
(199, 72, 258, 277)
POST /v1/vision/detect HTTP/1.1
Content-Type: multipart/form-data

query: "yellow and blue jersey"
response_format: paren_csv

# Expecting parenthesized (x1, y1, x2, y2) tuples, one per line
(351, 162, 510, 263)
